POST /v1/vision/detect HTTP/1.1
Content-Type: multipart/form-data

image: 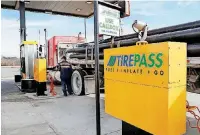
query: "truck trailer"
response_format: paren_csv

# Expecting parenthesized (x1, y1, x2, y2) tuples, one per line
(48, 21, 200, 95)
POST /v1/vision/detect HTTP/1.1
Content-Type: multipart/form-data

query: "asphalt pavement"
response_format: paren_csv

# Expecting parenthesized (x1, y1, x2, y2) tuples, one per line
(1, 78, 121, 135)
(1, 67, 200, 135)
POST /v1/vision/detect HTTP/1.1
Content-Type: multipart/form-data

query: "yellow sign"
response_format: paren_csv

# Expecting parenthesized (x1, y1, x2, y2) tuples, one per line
(104, 42, 186, 135)
(23, 41, 37, 45)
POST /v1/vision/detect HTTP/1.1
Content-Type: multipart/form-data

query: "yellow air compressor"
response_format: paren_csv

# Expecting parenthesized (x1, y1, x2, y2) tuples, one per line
(104, 42, 187, 135)
(18, 41, 38, 92)
(15, 40, 47, 95)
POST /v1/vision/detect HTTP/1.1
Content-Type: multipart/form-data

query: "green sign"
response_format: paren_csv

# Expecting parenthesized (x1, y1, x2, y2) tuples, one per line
(107, 53, 163, 68)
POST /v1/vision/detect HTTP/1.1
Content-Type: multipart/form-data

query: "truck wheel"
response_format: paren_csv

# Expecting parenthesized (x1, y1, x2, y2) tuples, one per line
(71, 69, 86, 96)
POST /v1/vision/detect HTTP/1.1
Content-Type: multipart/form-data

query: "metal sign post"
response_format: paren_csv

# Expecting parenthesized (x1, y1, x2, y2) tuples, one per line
(94, 1, 121, 135)
(94, 1, 101, 135)
(19, 1, 26, 43)
(19, 1, 26, 76)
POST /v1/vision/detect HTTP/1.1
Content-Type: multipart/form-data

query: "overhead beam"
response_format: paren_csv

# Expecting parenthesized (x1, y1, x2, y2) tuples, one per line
(1, 4, 15, 9)
(98, 1, 121, 10)
(2, 1, 125, 18)
(1, 3, 93, 18)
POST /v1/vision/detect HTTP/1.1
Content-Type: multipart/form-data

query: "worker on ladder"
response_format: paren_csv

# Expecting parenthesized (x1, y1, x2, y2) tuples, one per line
(57, 56, 73, 96)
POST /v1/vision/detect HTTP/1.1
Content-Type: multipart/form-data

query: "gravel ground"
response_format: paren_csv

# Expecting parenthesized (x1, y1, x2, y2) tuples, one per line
(1, 79, 34, 102)
(1, 67, 20, 79)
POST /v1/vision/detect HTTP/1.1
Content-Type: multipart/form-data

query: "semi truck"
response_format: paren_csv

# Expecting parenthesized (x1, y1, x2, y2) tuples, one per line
(47, 20, 200, 95)
(47, 36, 85, 83)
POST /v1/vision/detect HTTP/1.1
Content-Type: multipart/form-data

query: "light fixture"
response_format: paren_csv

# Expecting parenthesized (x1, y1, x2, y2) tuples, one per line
(76, 8, 81, 12)
(45, 10, 52, 14)
(86, 1, 92, 4)
(132, 20, 147, 31)
(132, 20, 148, 41)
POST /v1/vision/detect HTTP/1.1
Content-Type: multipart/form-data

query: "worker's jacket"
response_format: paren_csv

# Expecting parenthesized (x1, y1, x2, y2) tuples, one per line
(58, 61, 72, 81)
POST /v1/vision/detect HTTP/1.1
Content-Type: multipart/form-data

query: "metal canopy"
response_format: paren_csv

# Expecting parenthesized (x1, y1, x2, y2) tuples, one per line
(1, 0, 94, 18)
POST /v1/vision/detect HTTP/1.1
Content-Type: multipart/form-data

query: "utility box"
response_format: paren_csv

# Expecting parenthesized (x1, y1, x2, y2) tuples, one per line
(34, 58, 47, 96)
(34, 59, 47, 83)
(104, 42, 187, 135)
(84, 75, 95, 94)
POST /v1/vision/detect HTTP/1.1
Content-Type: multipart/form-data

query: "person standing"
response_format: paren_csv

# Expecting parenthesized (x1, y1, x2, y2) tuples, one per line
(57, 56, 73, 96)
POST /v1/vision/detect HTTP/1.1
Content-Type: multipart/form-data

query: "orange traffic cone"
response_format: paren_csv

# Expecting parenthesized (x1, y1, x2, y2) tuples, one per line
(48, 74, 57, 96)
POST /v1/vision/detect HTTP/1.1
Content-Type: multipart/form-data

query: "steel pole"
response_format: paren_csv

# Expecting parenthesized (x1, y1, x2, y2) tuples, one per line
(38, 29, 40, 58)
(19, 1, 26, 76)
(44, 29, 47, 57)
(38, 30, 40, 46)
(19, 1, 26, 43)
(84, 19, 87, 40)
(94, 1, 101, 135)
(44, 29, 48, 64)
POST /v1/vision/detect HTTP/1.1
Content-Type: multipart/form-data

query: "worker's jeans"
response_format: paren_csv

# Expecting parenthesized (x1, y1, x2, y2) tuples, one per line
(61, 79, 73, 96)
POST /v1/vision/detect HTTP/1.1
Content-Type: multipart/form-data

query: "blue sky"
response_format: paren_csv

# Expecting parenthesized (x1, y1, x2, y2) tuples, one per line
(1, 1, 200, 57)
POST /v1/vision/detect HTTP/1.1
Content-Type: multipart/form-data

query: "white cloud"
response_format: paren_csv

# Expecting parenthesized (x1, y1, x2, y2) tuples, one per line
(177, 0, 197, 7)
(134, 10, 156, 16)
(0, 1, 169, 57)
(130, 1, 166, 16)
(3, 0, 198, 57)
(1, 18, 19, 29)
(1, 18, 58, 57)
(84, 22, 94, 42)
(1, 18, 56, 29)
(1, 17, 94, 57)
(1, 27, 20, 57)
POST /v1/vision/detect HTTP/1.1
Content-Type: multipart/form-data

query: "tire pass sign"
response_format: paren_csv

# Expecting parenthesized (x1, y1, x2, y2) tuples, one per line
(98, 4, 120, 36)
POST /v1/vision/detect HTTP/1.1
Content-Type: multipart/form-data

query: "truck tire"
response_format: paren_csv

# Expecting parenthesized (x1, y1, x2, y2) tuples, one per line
(71, 69, 86, 96)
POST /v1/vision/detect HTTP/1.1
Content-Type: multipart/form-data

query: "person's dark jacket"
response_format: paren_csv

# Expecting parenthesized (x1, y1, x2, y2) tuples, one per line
(58, 61, 72, 81)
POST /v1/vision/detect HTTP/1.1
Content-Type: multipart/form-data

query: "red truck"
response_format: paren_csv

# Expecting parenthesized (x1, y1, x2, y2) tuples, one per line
(48, 36, 85, 68)
(47, 36, 85, 83)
